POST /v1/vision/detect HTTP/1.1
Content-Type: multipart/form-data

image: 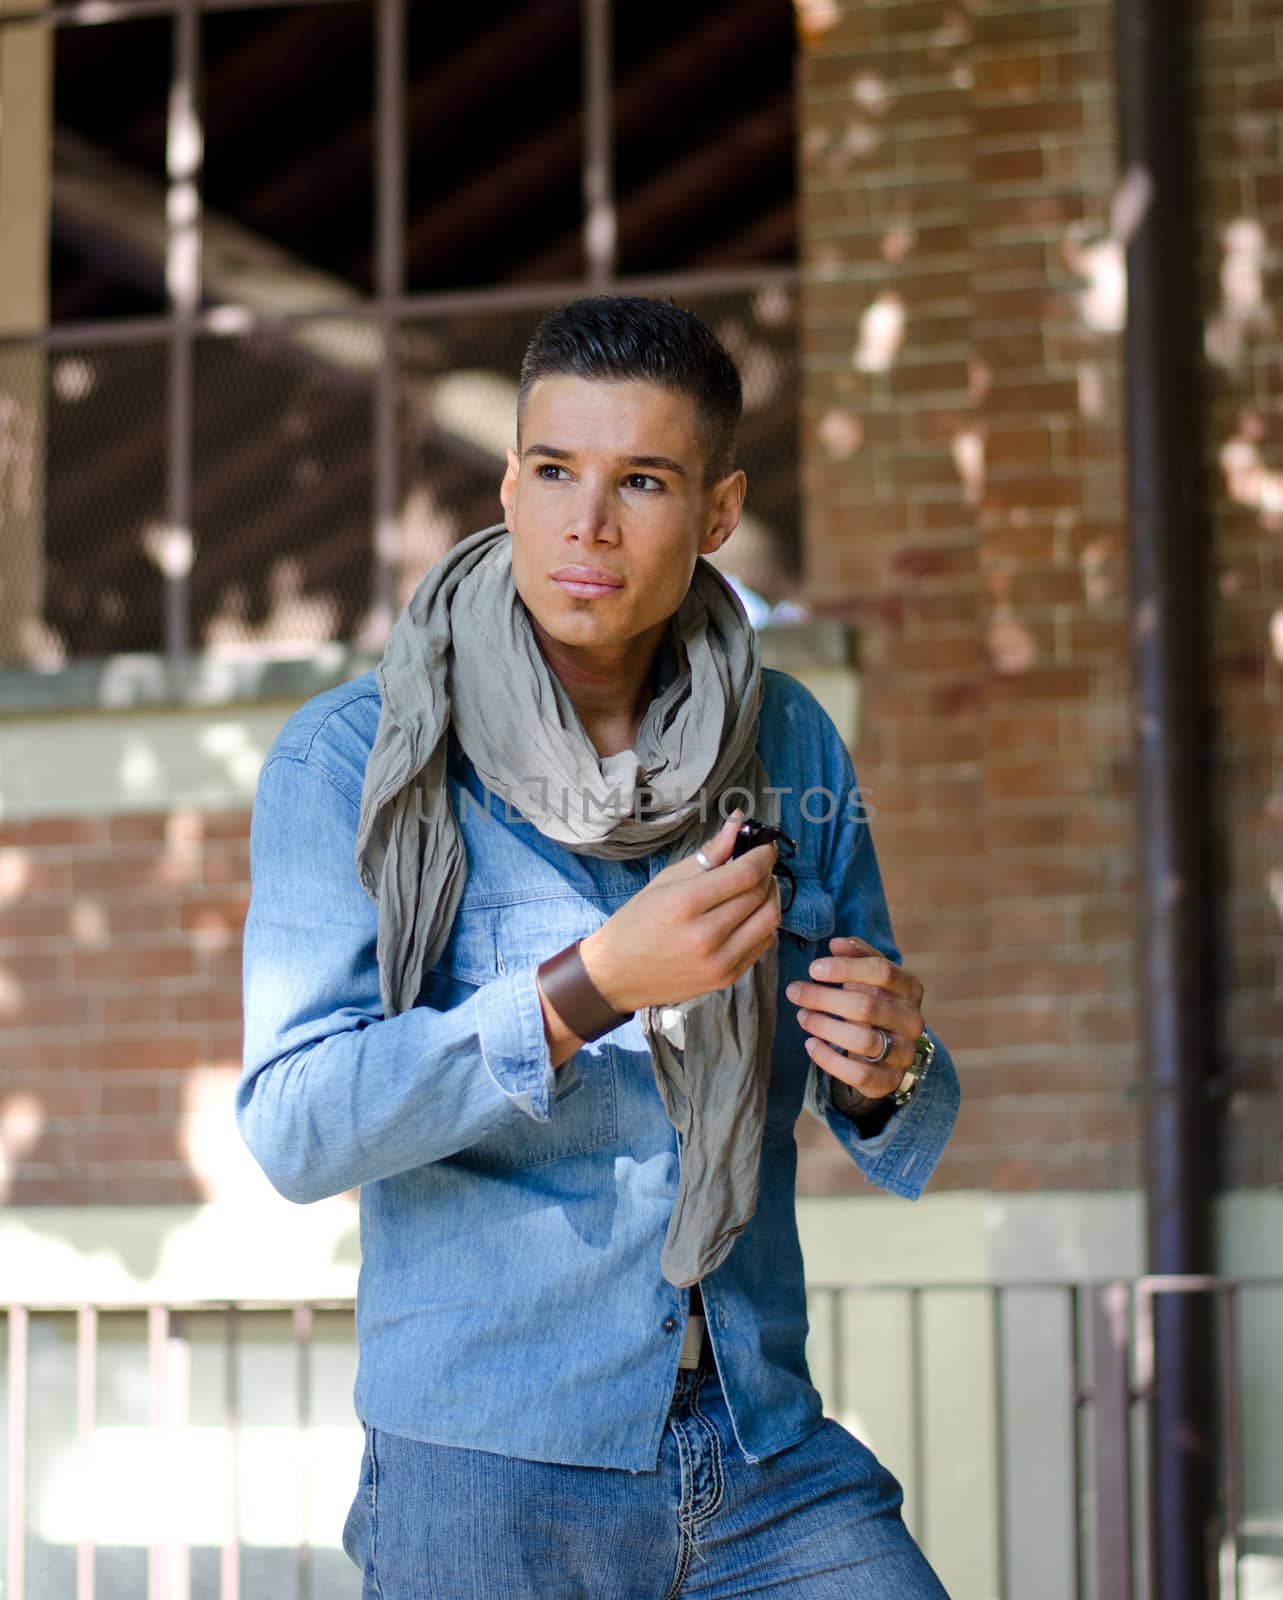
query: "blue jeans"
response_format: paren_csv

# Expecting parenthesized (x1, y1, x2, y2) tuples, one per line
(342, 1365, 951, 1598)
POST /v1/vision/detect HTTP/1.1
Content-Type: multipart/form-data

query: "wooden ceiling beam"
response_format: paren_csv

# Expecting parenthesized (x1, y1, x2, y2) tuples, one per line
(121, 5, 374, 161)
(398, 0, 788, 281)
(504, 89, 793, 283)
(239, 0, 579, 234)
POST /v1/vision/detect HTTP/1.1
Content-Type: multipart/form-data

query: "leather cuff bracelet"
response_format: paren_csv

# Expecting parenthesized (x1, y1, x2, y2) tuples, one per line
(537, 938, 633, 1044)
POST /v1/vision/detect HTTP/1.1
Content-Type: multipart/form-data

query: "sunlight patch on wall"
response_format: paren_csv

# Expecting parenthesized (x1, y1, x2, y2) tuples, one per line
(852, 293, 905, 374)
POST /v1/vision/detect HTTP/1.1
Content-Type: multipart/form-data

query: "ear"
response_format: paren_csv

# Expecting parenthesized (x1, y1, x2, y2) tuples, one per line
(499, 448, 520, 529)
(699, 469, 747, 556)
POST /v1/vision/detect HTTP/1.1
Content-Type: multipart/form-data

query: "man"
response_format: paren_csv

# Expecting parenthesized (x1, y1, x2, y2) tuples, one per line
(238, 296, 958, 1597)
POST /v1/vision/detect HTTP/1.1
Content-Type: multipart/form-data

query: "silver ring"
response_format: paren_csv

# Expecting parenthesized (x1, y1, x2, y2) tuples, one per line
(863, 1027, 893, 1064)
(694, 848, 714, 871)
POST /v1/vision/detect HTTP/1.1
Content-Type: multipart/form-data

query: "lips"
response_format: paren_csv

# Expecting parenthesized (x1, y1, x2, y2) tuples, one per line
(551, 566, 624, 597)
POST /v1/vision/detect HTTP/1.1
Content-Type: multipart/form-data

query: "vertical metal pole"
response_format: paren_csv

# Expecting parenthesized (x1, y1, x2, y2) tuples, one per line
(908, 1287, 925, 1543)
(581, 0, 615, 287)
(221, 1307, 241, 1600)
(6, 1307, 29, 1600)
(76, 1306, 98, 1600)
(168, 1313, 192, 1600)
(294, 1305, 314, 1600)
(991, 1288, 1008, 1600)
(1092, 1283, 1135, 1600)
(148, 1304, 169, 1600)
(1069, 1286, 1085, 1600)
(372, 0, 405, 642)
(1134, 1282, 1157, 1600)
(1218, 1287, 1242, 1600)
(827, 1288, 844, 1421)
(165, 0, 200, 657)
(1115, 0, 1215, 1590)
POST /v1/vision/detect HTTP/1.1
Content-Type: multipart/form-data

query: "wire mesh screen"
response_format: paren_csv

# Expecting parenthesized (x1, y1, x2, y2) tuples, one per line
(192, 321, 379, 655)
(1, 287, 799, 666)
(17, 341, 169, 663)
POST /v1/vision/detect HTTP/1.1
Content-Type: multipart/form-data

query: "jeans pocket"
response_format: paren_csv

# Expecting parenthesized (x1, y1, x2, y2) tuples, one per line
(342, 1426, 377, 1573)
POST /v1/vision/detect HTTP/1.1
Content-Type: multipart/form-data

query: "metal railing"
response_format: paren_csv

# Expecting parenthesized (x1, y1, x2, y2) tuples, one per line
(3, 1278, 1281, 1600)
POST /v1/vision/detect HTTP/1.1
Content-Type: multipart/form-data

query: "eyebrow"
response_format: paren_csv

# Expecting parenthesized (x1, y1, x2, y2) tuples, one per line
(522, 444, 688, 477)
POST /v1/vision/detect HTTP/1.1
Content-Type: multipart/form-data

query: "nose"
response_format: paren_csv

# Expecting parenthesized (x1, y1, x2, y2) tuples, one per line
(565, 476, 619, 544)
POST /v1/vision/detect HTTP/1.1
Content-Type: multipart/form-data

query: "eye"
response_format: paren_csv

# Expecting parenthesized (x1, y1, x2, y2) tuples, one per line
(535, 462, 570, 481)
(623, 473, 664, 492)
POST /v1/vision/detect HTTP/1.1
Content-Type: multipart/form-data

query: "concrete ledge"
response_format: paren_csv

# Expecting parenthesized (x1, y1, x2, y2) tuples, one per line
(0, 644, 382, 719)
(0, 627, 861, 820)
(0, 622, 856, 719)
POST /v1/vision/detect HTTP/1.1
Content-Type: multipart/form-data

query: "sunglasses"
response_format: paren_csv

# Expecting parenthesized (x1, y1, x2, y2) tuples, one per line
(731, 819, 799, 915)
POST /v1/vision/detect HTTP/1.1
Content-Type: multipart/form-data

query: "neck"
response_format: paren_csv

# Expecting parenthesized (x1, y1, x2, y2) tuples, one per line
(533, 620, 667, 757)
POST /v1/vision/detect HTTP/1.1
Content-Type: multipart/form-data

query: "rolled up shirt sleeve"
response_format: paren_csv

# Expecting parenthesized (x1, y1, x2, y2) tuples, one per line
(237, 752, 556, 1205)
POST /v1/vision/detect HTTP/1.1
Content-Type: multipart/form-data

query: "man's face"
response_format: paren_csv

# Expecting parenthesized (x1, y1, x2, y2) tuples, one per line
(500, 377, 744, 672)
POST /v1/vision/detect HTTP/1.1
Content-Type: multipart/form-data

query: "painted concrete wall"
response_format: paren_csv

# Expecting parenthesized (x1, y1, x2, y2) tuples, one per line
(5, 1192, 1283, 1600)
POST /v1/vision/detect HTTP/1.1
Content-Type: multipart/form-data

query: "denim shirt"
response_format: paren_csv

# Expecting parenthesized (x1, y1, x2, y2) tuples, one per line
(237, 667, 960, 1470)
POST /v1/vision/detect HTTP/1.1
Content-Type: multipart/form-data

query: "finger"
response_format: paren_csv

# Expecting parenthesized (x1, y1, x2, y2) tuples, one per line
(706, 873, 781, 949)
(802, 1032, 902, 1098)
(813, 942, 917, 1001)
(686, 838, 778, 914)
(828, 935, 924, 1006)
(688, 810, 746, 872)
(787, 980, 921, 1038)
(716, 888, 783, 976)
(794, 1005, 914, 1074)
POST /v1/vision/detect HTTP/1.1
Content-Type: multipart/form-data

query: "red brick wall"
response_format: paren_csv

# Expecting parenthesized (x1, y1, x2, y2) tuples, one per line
(0, 812, 249, 1203)
(795, 0, 1282, 1194)
(2, 1, 1279, 1206)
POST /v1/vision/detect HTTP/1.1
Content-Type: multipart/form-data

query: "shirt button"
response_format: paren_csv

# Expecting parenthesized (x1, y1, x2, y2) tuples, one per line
(663, 1316, 677, 1333)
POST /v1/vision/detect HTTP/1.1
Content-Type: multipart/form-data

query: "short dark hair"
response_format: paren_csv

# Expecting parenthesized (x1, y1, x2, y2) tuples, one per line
(517, 296, 743, 484)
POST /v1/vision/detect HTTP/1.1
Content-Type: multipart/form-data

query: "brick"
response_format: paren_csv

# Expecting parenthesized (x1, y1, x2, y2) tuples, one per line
(981, 376, 1082, 417)
(973, 144, 1046, 184)
(99, 992, 188, 1027)
(974, 100, 1085, 139)
(983, 665, 1093, 703)
(0, 903, 71, 940)
(176, 988, 243, 1024)
(973, 53, 1047, 98)
(72, 945, 197, 983)
(1071, 1000, 1139, 1046)
(976, 11, 1081, 45)
(982, 430, 1057, 471)
(71, 856, 181, 896)
(106, 814, 171, 843)
(0, 817, 104, 848)
(889, 543, 975, 580)
(986, 857, 1104, 900)
(202, 811, 252, 840)
(96, 900, 177, 937)
(180, 896, 250, 934)
(88, 1035, 205, 1073)
(73, 1116, 186, 1163)
(887, 634, 985, 675)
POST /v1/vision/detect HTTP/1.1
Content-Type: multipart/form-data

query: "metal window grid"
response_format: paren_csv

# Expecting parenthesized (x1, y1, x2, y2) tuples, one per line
(0, 0, 799, 661)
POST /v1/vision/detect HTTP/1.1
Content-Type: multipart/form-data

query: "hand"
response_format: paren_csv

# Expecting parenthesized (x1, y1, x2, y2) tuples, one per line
(578, 812, 782, 1014)
(785, 934, 926, 1101)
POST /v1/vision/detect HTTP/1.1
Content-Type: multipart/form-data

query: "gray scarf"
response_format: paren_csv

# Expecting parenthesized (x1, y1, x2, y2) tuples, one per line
(355, 523, 777, 1286)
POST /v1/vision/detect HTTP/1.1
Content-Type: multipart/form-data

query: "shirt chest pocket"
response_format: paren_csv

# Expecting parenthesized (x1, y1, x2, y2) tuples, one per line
(422, 898, 619, 1171)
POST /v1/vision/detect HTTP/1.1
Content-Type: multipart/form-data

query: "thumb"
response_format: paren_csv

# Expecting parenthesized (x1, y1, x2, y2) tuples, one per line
(831, 933, 883, 957)
(696, 808, 746, 869)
